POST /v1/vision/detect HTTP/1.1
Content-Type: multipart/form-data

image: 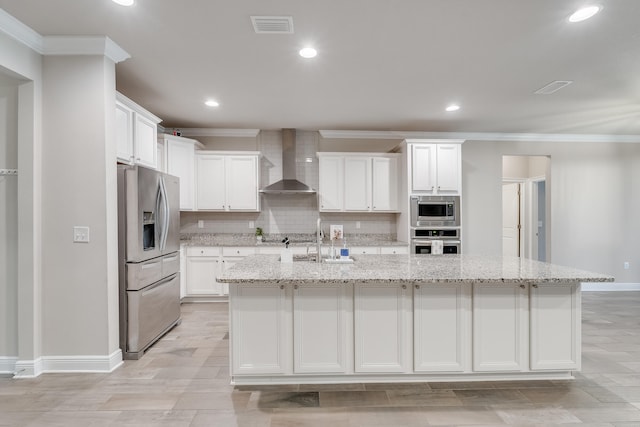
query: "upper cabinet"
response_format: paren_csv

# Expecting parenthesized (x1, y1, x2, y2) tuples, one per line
(116, 92, 162, 169)
(195, 151, 260, 212)
(407, 140, 463, 195)
(160, 133, 204, 211)
(318, 153, 399, 213)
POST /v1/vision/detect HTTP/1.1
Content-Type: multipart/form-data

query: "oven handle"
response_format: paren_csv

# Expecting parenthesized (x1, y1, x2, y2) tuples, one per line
(411, 240, 461, 245)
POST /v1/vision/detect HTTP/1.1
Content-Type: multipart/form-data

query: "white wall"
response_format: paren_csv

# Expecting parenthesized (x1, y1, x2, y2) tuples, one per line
(0, 77, 19, 360)
(463, 140, 640, 282)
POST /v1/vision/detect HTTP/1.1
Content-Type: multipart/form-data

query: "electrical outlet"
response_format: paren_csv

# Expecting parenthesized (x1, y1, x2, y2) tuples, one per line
(73, 226, 90, 243)
(198, 220, 204, 228)
(624, 261, 630, 270)
(249, 221, 255, 229)
(356, 221, 361, 229)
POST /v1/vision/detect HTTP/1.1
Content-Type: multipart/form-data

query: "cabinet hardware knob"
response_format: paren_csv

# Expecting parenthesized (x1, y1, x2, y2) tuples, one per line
(520, 284, 525, 289)
(415, 284, 420, 289)
(280, 285, 284, 290)
(532, 284, 539, 288)
(402, 284, 407, 290)
(294, 284, 299, 290)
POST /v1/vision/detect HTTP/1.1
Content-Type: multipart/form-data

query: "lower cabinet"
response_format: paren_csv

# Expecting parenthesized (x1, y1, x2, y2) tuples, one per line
(354, 283, 411, 373)
(230, 283, 292, 375)
(529, 282, 580, 371)
(293, 283, 351, 373)
(185, 247, 224, 296)
(473, 282, 528, 372)
(414, 283, 471, 372)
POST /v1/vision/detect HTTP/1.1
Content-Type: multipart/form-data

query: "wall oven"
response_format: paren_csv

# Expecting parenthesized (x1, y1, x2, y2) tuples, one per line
(410, 227, 461, 255)
(410, 195, 460, 227)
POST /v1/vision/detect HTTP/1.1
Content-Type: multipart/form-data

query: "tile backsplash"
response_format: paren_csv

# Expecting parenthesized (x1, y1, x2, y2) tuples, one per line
(179, 130, 398, 239)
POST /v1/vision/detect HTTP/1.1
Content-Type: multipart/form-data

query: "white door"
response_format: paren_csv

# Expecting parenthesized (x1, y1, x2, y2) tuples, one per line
(473, 283, 528, 372)
(344, 157, 371, 211)
(318, 156, 344, 211)
(115, 102, 133, 163)
(196, 155, 225, 210)
(293, 283, 349, 373)
(354, 283, 410, 373)
(185, 256, 223, 295)
(372, 157, 397, 211)
(226, 156, 258, 211)
(412, 144, 436, 193)
(414, 283, 470, 372)
(502, 182, 520, 257)
(134, 114, 158, 169)
(435, 144, 460, 193)
(167, 139, 195, 210)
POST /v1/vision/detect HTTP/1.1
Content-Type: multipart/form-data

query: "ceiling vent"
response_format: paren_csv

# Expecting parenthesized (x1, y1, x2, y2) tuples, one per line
(534, 80, 573, 95)
(251, 16, 294, 34)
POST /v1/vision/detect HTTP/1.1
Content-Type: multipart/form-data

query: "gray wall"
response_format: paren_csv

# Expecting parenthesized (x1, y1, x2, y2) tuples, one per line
(463, 140, 640, 282)
(0, 78, 19, 359)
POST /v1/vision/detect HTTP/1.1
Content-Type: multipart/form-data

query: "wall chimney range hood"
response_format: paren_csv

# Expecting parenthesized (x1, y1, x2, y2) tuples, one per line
(260, 129, 316, 194)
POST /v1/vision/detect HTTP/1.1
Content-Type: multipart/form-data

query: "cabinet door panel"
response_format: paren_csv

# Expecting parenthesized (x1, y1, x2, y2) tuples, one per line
(412, 144, 436, 193)
(116, 102, 133, 163)
(414, 283, 470, 372)
(134, 114, 158, 169)
(230, 284, 291, 375)
(530, 283, 580, 370)
(372, 157, 397, 211)
(354, 283, 410, 372)
(196, 155, 226, 210)
(167, 140, 195, 210)
(294, 284, 349, 373)
(473, 283, 528, 371)
(226, 156, 258, 211)
(435, 144, 460, 193)
(185, 257, 222, 295)
(344, 157, 371, 211)
(318, 156, 343, 211)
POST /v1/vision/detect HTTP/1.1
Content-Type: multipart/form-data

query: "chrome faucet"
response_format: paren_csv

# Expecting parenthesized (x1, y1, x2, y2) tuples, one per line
(316, 217, 322, 263)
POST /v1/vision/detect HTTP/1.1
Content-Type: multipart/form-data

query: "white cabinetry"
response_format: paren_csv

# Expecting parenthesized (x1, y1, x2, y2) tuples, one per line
(116, 92, 161, 168)
(318, 155, 344, 211)
(379, 246, 409, 255)
(472, 283, 528, 372)
(354, 283, 411, 373)
(529, 282, 580, 371)
(184, 247, 226, 296)
(408, 140, 463, 195)
(162, 134, 203, 211)
(318, 153, 399, 212)
(230, 283, 292, 375)
(414, 283, 471, 372)
(196, 152, 259, 212)
(293, 283, 351, 373)
(220, 247, 256, 296)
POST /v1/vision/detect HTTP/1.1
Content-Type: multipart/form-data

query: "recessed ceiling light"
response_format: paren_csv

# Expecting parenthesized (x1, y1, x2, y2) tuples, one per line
(445, 104, 460, 112)
(299, 47, 317, 59)
(205, 100, 220, 107)
(112, 0, 134, 6)
(568, 5, 601, 23)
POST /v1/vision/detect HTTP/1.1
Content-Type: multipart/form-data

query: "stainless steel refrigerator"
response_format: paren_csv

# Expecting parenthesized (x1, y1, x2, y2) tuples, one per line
(117, 164, 181, 359)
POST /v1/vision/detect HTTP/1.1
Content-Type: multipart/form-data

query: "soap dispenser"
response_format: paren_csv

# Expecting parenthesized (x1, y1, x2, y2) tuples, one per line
(281, 237, 293, 263)
(340, 239, 349, 260)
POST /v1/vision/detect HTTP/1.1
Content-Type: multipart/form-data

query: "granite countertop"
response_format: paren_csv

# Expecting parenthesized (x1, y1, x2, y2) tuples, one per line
(180, 233, 407, 247)
(217, 254, 615, 285)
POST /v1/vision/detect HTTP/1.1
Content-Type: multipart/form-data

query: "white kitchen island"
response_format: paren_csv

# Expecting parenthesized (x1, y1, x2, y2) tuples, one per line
(217, 254, 613, 385)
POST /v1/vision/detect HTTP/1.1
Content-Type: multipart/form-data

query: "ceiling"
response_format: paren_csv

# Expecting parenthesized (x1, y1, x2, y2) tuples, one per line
(1, 0, 640, 135)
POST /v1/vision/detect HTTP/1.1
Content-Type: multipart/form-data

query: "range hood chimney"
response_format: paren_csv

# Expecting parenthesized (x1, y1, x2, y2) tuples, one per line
(260, 129, 316, 194)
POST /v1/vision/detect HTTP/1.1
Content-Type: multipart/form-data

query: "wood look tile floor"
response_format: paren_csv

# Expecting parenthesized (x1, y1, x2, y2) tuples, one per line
(1, 291, 639, 426)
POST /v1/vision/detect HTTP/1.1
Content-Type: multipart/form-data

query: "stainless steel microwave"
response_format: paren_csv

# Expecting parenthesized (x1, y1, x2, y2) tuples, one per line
(410, 195, 460, 227)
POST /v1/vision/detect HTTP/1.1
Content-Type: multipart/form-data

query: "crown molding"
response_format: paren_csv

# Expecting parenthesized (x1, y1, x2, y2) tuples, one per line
(319, 130, 640, 143)
(0, 7, 44, 53)
(179, 128, 260, 138)
(43, 36, 130, 63)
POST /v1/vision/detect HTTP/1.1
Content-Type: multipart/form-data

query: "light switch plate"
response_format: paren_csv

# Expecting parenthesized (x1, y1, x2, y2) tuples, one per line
(73, 226, 90, 243)
(198, 220, 204, 228)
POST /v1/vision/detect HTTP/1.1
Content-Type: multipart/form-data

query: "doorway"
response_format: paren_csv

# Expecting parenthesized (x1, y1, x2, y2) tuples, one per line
(502, 156, 550, 261)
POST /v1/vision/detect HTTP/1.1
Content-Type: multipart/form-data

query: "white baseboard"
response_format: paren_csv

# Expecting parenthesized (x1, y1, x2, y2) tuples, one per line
(0, 357, 18, 375)
(582, 282, 640, 291)
(12, 349, 123, 378)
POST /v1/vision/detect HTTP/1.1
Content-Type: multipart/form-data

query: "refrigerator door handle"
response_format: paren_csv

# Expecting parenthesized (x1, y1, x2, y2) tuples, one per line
(162, 177, 170, 250)
(156, 176, 170, 252)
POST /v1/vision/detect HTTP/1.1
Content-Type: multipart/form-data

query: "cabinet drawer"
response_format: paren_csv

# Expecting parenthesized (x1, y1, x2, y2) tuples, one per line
(186, 246, 220, 257)
(223, 246, 256, 257)
(380, 246, 409, 255)
(350, 246, 379, 255)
